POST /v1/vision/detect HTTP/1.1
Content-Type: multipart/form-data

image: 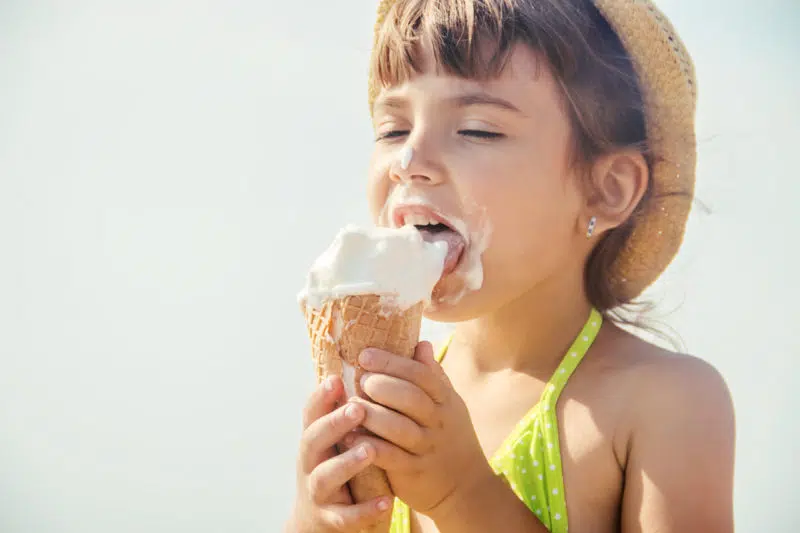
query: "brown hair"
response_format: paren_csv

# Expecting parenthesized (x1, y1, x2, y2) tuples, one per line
(370, 0, 682, 335)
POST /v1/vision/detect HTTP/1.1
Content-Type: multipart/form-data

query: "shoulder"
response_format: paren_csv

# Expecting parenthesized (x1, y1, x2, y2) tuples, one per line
(599, 327, 736, 530)
(589, 324, 736, 465)
(592, 324, 732, 412)
(623, 335, 735, 434)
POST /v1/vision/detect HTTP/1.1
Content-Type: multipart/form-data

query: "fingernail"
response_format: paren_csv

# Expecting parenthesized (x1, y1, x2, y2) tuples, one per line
(355, 446, 369, 461)
(323, 376, 334, 392)
(359, 350, 372, 366)
(343, 433, 356, 448)
(377, 498, 390, 511)
(359, 372, 371, 391)
(345, 404, 360, 420)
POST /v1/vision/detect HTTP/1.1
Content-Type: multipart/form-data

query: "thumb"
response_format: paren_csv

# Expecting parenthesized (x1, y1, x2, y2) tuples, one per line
(413, 340, 435, 364)
(414, 340, 448, 380)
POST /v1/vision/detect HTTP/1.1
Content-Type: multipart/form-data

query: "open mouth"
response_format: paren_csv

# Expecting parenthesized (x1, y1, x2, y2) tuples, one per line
(391, 206, 467, 277)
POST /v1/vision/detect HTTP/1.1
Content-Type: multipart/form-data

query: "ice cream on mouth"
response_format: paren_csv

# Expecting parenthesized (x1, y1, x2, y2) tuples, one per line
(389, 204, 466, 277)
(297, 224, 448, 312)
(381, 188, 491, 305)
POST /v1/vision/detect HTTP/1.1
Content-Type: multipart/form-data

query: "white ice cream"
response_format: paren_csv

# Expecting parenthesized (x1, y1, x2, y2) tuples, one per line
(298, 224, 448, 311)
(380, 185, 492, 306)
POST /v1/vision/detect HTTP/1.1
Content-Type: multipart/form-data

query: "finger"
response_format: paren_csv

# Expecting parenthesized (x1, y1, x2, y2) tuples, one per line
(303, 375, 345, 430)
(349, 397, 426, 454)
(300, 401, 365, 474)
(360, 372, 437, 427)
(359, 345, 447, 404)
(343, 433, 418, 474)
(414, 341, 451, 384)
(308, 442, 375, 505)
(321, 497, 393, 532)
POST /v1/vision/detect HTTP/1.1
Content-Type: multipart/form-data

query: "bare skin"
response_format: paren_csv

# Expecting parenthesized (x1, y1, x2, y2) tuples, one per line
(287, 38, 735, 533)
(408, 324, 735, 533)
(286, 376, 393, 533)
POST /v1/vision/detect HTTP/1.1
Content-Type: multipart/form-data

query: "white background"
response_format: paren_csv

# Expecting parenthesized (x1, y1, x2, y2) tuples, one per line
(0, 1, 798, 531)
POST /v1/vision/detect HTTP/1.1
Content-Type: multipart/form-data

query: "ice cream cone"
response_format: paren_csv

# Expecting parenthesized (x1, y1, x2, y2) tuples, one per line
(302, 294, 424, 533)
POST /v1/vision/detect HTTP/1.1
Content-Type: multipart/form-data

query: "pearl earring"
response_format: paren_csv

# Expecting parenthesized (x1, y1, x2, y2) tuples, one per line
(586, 216, 597, 238)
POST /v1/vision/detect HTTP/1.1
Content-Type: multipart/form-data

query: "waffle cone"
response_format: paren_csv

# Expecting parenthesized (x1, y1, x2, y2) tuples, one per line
(302, 294, 424, 533)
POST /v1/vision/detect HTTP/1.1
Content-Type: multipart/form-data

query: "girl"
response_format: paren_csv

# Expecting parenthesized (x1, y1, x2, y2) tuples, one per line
(287, 0, 735, 531)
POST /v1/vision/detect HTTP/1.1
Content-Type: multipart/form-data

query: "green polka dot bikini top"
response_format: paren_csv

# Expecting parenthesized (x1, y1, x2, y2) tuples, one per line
(389, 308, 603, 533)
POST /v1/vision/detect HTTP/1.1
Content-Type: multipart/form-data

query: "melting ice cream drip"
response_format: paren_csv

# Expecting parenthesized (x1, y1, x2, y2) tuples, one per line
(399, 145, 413, 170)
(341, 362, 357, 399)
(329, 309, 358, 399)
(458, 202, 492, 292)
(380, 186, 493, 306)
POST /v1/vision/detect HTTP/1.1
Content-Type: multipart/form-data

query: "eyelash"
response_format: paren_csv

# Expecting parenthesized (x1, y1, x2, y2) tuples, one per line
(375, 130, 409, 141)
(375, 129, 504, 141)
(459, 129, 504, 139)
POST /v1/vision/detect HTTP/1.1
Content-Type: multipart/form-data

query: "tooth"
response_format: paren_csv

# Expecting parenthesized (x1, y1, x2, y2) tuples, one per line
(408, 214, 427, 226)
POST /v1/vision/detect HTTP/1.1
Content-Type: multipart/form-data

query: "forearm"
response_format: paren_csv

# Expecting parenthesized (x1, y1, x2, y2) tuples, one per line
(428, 469, 549, 533)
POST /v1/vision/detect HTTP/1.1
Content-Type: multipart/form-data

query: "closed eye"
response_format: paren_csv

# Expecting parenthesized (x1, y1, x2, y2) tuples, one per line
(458, 129, 505, 139)
(375, 130, 409, 141)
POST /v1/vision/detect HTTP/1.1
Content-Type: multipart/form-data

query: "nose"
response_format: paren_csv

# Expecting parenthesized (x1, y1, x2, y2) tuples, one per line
(390, 139, 445, 186)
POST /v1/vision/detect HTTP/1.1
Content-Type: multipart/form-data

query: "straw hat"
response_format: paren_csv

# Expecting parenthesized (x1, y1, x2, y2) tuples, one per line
(367, 0, 697, 302)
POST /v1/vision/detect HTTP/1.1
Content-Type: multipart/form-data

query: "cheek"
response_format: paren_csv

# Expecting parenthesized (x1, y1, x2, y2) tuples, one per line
(472, 154, 581, 274)
(366, 153, 391, 224)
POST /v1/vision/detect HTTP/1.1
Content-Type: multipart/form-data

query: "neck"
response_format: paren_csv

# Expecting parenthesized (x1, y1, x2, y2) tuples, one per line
(452, 275, 593, 378)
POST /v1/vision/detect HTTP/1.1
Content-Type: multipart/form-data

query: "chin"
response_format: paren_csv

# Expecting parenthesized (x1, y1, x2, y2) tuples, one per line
(422, 285, 491, 323)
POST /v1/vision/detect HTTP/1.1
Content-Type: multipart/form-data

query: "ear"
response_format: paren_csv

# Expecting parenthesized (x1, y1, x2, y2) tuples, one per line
(583, 150, 649, 235)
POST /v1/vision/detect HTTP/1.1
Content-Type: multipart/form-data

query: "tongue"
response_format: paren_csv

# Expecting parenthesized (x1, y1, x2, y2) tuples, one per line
(419, 228, 465, 277)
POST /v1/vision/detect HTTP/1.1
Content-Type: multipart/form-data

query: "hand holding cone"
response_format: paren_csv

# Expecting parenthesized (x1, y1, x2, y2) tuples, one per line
(302, 295, 424, 533)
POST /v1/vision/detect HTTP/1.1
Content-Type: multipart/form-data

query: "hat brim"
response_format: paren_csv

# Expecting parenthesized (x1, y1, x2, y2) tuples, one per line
(593, 0, 697, 300)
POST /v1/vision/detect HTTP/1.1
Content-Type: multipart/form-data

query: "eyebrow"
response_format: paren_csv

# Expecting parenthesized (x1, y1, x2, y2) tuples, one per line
(448, 92, 523, 114)
(373, 95, 408, 112)
(373, 91, 524, 115)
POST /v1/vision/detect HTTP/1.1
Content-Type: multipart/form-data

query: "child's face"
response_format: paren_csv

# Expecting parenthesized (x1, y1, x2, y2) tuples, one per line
(368, 43, 589, 321)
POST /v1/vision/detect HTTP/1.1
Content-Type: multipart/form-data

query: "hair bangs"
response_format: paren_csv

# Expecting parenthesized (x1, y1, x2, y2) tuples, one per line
(370, 0, 532, 98)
